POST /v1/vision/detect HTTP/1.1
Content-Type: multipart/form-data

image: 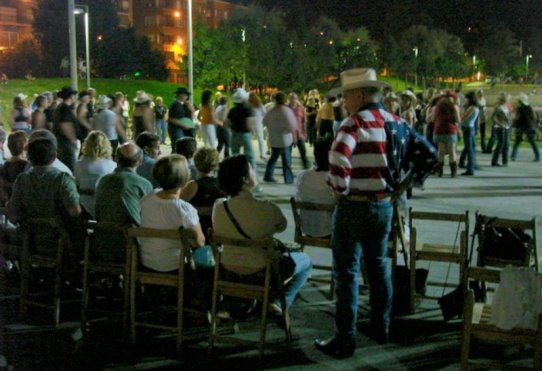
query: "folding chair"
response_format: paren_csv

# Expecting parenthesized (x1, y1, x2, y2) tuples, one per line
(290, 197, 334, 298)
(408, 209, 469, 313)
(461, 266, 542, 370)
(19, 217, 80, 327)
(128, 227, 196, 351)
(208, 230, 291, 358)
(81, 221, 131, 331)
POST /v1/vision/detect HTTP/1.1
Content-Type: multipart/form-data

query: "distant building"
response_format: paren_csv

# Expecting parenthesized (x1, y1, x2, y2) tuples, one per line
(0, 0, 240, 83)
(0, 0, 37, 53)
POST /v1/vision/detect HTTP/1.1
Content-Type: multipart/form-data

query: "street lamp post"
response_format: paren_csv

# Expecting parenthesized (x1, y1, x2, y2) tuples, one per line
(241, 27, 246, 88)
(74, 5, 90, 90)
(526, 54, 533, 81)
(68, 0, 77, 90)
(187, 0, 194, 98)
(413, 47, 419, 87)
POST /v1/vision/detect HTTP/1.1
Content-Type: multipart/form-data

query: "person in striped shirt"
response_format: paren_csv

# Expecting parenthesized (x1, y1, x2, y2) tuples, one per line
(315, 68, 437, 358)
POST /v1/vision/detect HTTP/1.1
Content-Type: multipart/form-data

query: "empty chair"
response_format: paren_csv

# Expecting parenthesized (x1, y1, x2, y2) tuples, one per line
(408, 209, 469, 313)
(81, 221, 130, 331)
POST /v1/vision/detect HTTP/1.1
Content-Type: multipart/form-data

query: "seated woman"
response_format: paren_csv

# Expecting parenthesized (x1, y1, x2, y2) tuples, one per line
(74, 131, 116, 218)
(0, 131, 29, 206)
(181, 147, 224, 243)
(212, 155, 311, 314)
(294, 137, 334, 238)
(139, 154, 205, 272)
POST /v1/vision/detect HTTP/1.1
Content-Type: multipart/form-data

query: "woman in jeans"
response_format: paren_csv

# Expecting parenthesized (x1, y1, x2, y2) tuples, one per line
(458, 91, 480, 176)
(212, 155, 311, 314)
(491, 93, 511, 167)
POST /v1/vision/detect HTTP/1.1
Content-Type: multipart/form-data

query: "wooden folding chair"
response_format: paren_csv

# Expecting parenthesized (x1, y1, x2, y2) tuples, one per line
(289, 197, 334, 298)
(81, 221, 130, 331)
(208, 230, 291, 358)
(474, 213, 538, 271)
(408, 209, 469, 313)
(461, 266, 542, 370)
(19, 217, 80, 327)
(0, 207, 22, 259)
(128, 227, 196, 351)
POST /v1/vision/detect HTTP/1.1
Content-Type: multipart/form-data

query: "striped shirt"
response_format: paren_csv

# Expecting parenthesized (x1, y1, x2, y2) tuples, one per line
(328, 103, 393, 196)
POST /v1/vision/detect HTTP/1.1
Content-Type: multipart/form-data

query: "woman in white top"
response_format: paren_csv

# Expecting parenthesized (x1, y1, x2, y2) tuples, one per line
(74, 131, 116, 218)
(140, 155, 205, 272)
(248, 92, 267, 160)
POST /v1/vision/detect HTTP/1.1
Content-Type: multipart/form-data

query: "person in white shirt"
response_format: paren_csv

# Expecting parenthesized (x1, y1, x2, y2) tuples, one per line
(139, 154, 205, 272)
(295, 138, 334, 237)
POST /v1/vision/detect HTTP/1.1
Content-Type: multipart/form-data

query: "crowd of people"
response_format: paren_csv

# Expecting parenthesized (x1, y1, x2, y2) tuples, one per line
(0, 66, 540, 360)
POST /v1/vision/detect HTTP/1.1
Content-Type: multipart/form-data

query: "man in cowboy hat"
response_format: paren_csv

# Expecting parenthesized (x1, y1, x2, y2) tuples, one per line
(94, 95, 126, 152)
(52, 86, 82, 171)
(168, 87, 195, 152)
(315, 68, 437, 358)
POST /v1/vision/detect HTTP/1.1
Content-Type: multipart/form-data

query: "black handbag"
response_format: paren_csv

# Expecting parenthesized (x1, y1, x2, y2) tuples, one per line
(223, 201, 296, 281)
(479, 217, 531, 263)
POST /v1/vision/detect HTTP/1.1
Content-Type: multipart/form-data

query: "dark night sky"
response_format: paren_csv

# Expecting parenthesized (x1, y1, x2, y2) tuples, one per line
(231, 0, 542, 55)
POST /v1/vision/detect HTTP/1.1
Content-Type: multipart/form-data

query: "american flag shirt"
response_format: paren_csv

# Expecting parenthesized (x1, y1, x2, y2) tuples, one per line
(328, 102, 437, 196)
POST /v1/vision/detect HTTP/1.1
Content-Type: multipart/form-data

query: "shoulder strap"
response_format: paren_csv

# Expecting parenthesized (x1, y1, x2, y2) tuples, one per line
(223, 201, 251, 239)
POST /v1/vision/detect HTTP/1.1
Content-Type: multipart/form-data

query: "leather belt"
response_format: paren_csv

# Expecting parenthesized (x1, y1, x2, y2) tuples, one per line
(342, 194, 391, 203)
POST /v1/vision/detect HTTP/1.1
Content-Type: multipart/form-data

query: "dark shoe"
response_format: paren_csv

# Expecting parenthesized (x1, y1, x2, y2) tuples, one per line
(314, 337, 356, 359)
(461, 171, 474, 176)
(436, 162, 444, 178)
(491, 163, 501, 167)
(263, 178, 277, 183)
(450, 162, 458, 178)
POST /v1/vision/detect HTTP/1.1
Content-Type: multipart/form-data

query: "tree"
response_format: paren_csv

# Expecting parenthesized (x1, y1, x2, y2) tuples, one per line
(478, 26, 520, 78)
(32, 0, 166, 79)
(0, 39, 44, 78)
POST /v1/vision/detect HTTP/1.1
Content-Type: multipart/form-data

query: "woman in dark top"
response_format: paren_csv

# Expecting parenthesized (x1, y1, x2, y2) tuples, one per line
(0, 131, 28, 205)
(181, 147, 224, 242)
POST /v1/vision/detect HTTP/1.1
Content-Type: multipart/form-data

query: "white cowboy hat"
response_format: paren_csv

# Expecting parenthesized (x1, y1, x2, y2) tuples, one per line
(16, 93, 28, 101)
(134, 90, 151, 104)
(518, 93, 529, 106)
(232, 88, 248, 104)
(329, 68, 389, 96)
(95, 95, 112, 110)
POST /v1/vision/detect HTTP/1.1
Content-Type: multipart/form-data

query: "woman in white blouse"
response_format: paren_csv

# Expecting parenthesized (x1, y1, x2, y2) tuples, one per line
(139, 154, 205, 272)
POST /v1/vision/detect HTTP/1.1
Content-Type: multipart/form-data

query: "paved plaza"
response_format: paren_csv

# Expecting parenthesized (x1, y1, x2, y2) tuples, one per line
(1, 140, 541, 370)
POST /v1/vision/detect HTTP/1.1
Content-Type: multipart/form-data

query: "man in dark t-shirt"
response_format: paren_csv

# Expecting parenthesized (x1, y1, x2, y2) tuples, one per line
(168, 87, 195, 152)
(52, 86, 81, 172)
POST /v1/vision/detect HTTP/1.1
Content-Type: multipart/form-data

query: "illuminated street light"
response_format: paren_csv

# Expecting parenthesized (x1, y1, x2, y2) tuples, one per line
(413, 47, 419, 87)
(526, 54, 533, 81)
(75, 4, 90, 90)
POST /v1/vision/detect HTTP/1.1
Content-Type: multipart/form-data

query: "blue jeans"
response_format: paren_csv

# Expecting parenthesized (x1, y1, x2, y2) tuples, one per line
(156, 119, 167, 144)
(276, 252, 312, 309)
(296, 139, 309, 169)
(512, 127, 540, 161)
(231, 132, 257, 175)
(459, 126, 477, 173)
(492, 127, 509, 165)
(168, 125, 185, 153)
(264, 146, 294, 184)
(332, 198, 393, 342)
(216, 126, 231, 157)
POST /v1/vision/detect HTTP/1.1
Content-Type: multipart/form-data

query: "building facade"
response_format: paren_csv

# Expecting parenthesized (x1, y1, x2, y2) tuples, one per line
(0, 0, 37, 53)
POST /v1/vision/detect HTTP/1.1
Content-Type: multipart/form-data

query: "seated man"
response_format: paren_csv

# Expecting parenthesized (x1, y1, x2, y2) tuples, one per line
(7, 136, 81, 256)
(294, 137, 335, 238)
(94, 143, 153, 262)
(175, 137, 197, 180)
(135, 131, 161, 188)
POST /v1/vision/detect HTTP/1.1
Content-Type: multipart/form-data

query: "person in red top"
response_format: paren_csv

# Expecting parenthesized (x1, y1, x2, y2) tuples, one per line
(433, 93, 460, 177)
(315, 68, 437, 358)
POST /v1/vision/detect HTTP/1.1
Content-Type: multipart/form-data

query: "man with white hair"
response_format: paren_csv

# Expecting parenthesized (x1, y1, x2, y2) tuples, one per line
(315, 68, 437, 358)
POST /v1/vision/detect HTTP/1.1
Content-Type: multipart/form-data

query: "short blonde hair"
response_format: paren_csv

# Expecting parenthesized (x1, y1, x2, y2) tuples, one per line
(153, 154, 190, 191)
(82, 131, 112, 160)
(194, 147, 219, 174)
